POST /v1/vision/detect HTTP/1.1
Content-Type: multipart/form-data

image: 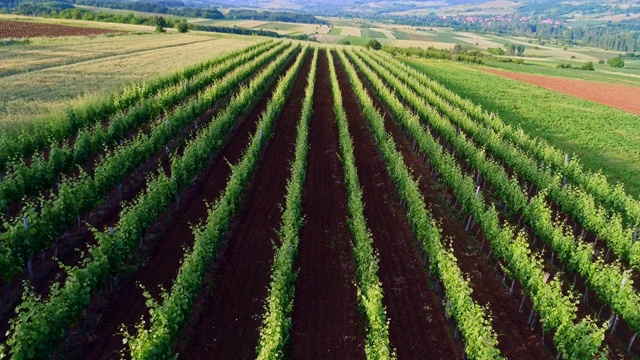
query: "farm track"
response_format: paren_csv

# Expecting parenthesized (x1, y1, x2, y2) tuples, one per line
(289, 51, 366, 359)
(334, 53, 463, 359)
(49, 52, 300, 360)
(176, 53, 311, 359)
(0, 37, 219, 78)
(350, 54, 551, 360)
(0, 49, 288, 347)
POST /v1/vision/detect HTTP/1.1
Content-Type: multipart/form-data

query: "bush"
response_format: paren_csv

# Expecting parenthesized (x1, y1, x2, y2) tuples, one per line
(608, 55, 625, 68)
(513, 58, 525, 64)
(175, 21, 189, 33)
(581, 61, 594, 71)
(598, 59, 605, 64)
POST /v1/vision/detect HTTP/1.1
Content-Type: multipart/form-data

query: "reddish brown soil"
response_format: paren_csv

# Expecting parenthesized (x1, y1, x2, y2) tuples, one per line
(354, 59, 551, 359)
(0, 19, 120, 38)
(176, 54, 311, 359)
(482, 68, 640, 115)
(51, 57, 300, 360)
(334, 54, 464, 359)
(289, 50, 366, 359)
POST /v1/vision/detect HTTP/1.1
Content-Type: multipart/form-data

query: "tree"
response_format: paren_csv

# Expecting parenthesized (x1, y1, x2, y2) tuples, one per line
(175, 20, 189, 33)
(367, 39, 382, 50)
(608, 55, 625, 68)
(452, 44, 464, 56)
(154, 16, 166, 33)
(516, 44, 525, 56)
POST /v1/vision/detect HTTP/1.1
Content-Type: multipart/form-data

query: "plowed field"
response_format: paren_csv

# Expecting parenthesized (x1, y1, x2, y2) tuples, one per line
(483, 67, 640, 114)
(0, 19, 120, 38)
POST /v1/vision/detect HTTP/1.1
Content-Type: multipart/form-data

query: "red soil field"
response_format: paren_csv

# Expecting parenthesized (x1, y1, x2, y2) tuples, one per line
(482, 68, 640, 115)
(0, 19, 120, 38)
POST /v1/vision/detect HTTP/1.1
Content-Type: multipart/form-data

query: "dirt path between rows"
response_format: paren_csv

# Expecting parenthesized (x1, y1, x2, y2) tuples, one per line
(289, 50, 366, 359)
(176, 53, 311, 359)
(334, 53, 463, 359)
(482, 68, 640, 115)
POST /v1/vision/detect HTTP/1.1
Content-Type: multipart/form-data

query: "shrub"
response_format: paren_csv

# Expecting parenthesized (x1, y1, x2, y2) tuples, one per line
(581, 61, 594, 71)
(608, 55, 625, 68)
(175, 21, 189, 33)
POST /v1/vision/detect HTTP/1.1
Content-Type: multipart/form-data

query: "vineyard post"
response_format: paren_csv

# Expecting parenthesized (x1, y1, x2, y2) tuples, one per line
(465, 186, 480, 231)
(629, 333, 637, 352)
(563, 154, 568, 187)
(25, 216, 35, 281)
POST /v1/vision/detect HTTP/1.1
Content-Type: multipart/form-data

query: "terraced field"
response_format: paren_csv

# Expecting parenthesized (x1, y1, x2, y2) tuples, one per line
(2, 42, 640, 360)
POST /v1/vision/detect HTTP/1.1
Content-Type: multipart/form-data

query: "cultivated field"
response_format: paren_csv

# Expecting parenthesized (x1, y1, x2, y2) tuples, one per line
(2, 38, 640, 360)
(408, 59, 640, 198)
(482, 68, 640, 114)
(0, 29, 257, 133)
(0, 19, 120, 38)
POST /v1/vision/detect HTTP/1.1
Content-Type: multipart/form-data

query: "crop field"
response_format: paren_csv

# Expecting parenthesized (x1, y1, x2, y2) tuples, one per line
(1, 39, 640, 360)
(408, 59, 640, 198)
(482, 68, 640, 114)
(0, 19, 121, 38)
(0, 32, 257, 133)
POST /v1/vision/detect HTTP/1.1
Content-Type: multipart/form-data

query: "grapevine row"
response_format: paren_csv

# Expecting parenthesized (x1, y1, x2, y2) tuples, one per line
(0, 40, 273, 170)
(361, 50, 640, 341)
(348, 48, 606, 358)
(124, 45, 310, 360)
(339, 49, 501, 360)
(375, 51, 640, 229)
(327, 50, 394, 359)
(0, 41, 279, 214)
(256, 47, 318, 359)
(0, 42, 290, 283)
(1, 43, 301, 360)
(366, 50, 640, 277)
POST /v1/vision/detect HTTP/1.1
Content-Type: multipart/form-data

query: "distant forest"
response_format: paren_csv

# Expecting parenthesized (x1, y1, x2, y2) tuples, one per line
(1, 0, 327, 25)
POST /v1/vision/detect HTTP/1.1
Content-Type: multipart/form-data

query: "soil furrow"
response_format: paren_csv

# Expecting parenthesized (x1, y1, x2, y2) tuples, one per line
(289, 50, 366, 359)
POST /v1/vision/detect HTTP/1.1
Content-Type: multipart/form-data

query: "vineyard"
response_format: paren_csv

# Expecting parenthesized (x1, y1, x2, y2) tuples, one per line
(1, 41, 640, 360)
